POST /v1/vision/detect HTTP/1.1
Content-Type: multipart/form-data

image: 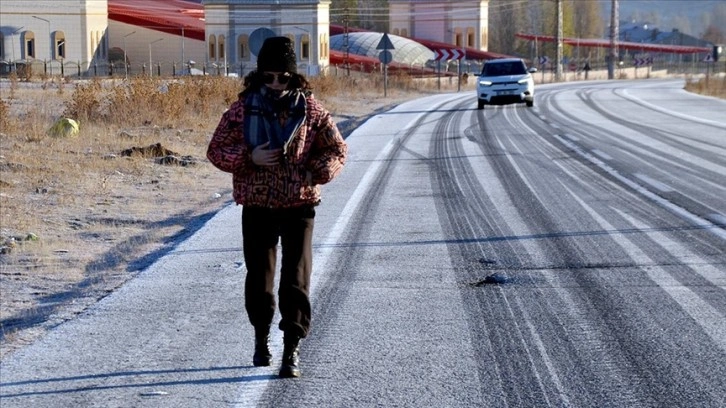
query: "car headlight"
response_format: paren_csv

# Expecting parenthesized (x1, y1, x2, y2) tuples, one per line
(518, 78, 530, 84)
(479, 80, 493, 86)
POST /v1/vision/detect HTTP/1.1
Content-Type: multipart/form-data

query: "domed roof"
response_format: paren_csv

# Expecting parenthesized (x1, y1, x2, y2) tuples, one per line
(330, 32, 435, 66)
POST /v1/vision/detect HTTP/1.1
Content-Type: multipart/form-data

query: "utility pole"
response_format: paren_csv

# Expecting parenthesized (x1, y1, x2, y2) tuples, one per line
(123, 31, 136, 79)
(343, 7, 350, 76)
(608, 0, 619, 79)
(149, 38, 163, 77)
(181, 26, 185, 72)
(555, 0, 563, 81)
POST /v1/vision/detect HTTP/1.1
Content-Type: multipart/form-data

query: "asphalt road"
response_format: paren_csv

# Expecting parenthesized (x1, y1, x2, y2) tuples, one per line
(1, 79, 725, 407)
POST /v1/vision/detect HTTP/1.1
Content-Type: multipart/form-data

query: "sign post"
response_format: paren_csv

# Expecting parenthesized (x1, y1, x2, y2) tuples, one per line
(703, 53, 714, 83)
(538, 56, 550, 83)
(249, 27, 276, 75)
(433, 49, 464, 91)
(376, 33, 395, 97)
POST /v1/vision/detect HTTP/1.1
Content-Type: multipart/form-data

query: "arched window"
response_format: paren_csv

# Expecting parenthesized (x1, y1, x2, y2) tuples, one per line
(53, 31, 66, 60)
(0, 33, 5, 60)
(401, 29, 408, 37)
(209, 35, 216, 60)
(238, 34, 250, 61)
(23, 31, 36, 59)
(467, 28, 475, 48)
(318, 34, 324, 59)
(300, 34, 310, 60)
(319, 33, 328, 59)
(453, 29, 463, 47)
(392, 28, 400, 36)
(218, 35, 225, 61)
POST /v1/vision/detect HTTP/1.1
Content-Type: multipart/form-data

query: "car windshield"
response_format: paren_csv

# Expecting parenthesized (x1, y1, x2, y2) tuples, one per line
(481, 61, 526, 76)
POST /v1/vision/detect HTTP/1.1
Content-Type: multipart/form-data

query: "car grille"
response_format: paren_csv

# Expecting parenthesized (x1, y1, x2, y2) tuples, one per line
(494, 81, 519, 86)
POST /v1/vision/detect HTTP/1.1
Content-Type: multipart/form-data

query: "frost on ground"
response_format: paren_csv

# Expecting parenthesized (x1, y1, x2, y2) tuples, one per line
(0, 78, 444, 359)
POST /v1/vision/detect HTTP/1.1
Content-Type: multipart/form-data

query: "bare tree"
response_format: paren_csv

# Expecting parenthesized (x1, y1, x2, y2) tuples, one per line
(670, 15, 692, 36)
(702, 25, 725, 44)
(703, 3, 726, 41)
(569, 0, 603, 62)
(330, 0, 388, 32)
(489, 0, 531, 55)
(572, 0, 603, 38)
(330, 0, 358, 25)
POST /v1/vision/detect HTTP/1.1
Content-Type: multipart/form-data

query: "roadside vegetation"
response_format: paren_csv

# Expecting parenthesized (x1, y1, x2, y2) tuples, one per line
(0, 71, 440, 354)
(0, 71, 428, 257)
(685, 74, 726, 99)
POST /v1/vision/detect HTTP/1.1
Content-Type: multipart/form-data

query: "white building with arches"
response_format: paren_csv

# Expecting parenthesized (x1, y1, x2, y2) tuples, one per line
(203, 0, 332, 76)
(388, 0, 489, 51)
(0, 0, 108, 75)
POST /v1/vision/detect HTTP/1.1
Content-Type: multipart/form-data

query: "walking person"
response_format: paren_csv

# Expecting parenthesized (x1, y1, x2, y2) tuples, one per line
(207, 37, 347, 378)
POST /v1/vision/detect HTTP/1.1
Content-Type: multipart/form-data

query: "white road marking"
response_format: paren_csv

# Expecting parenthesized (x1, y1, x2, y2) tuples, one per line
(620, 88, 726, 128)
(591, 149, 613, 161)
(554, 134, 726, 241)
(708, 213, 726, 226)
(231, 100, 438, 408)
(615, 209, 726, 353)
(634, 173, 674, 192)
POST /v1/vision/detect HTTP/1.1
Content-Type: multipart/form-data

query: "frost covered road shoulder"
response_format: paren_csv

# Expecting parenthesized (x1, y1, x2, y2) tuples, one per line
(2, 81, 726, 407)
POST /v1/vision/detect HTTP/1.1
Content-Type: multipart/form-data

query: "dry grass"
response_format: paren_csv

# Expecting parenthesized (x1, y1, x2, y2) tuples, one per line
(684, 75, 726, 99)
(0, 71, 449, 357)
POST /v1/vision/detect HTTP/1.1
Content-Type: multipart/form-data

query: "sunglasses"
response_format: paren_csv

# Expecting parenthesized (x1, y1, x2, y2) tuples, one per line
(262, 72, 292, 85)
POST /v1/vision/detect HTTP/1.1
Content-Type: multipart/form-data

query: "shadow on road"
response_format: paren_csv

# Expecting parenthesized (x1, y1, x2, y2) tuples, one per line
(0, 365, 275, 398)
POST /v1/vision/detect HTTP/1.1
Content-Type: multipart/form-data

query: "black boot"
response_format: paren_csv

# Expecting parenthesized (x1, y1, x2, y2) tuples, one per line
(252, 327, 272, 367)
(279, 335, 301, 378)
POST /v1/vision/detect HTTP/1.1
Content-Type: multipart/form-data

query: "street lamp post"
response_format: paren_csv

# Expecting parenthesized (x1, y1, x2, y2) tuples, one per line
(123, 31, 136, 78)
(149, 38, 163, 77)
(180, 26, 185, 74)
(32, 15, 52, 75)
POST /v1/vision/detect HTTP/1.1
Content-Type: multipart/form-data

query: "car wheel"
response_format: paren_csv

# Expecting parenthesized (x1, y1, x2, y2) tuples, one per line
(477, 100, 485, 110)
(526, 99, 534, 107)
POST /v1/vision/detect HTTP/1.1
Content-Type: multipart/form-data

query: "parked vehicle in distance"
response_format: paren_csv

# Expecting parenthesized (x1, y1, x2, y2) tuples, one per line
(476, 58, 536, 109)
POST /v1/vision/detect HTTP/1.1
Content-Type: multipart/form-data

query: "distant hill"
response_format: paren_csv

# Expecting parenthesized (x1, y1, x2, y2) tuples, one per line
(604, 0, 723, 37)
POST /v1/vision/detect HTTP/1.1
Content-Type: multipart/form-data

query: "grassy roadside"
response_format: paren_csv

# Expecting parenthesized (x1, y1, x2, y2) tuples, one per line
(684, 75, 726, 99)
(0, 73, 428, 264)
(0, 72, 439, 357)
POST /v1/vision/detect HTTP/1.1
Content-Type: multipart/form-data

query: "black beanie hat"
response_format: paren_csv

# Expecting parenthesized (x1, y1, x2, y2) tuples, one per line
(257, 36, 297, 73)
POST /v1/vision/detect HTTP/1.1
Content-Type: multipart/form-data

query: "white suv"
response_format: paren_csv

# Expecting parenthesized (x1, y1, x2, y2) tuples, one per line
(476, 58, 536, 109)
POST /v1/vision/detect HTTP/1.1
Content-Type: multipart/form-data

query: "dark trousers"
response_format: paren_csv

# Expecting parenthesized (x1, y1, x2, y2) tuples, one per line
(242, 205, 315, 338)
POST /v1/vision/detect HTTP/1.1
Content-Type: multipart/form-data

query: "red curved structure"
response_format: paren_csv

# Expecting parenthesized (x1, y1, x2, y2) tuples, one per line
(108, 0, 205, 41)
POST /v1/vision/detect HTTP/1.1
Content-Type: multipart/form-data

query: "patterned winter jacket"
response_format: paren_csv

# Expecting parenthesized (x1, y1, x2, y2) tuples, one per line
(207, 93, 347, 208)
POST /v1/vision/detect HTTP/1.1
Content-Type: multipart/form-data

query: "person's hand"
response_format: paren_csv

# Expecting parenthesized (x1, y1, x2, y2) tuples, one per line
(251, 142, 282, 166)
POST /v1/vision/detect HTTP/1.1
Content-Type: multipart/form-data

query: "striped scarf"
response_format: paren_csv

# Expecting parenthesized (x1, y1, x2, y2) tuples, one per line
(243, 87, 306, 153)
